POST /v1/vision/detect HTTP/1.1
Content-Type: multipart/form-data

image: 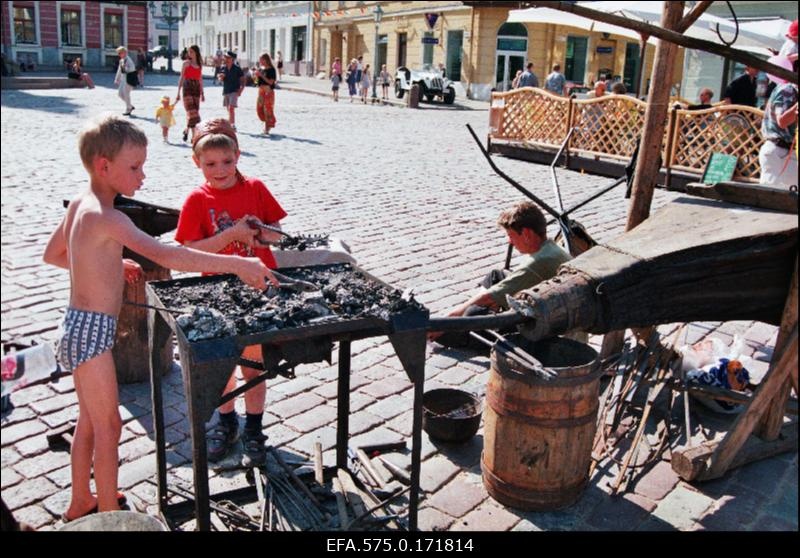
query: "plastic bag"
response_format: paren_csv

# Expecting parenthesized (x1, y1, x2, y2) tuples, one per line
(679, 335, 753, 414)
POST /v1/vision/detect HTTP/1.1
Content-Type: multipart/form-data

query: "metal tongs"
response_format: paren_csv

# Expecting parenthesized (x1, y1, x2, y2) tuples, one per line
(247, 220, 308, 251)
(266, 270, 320, 296)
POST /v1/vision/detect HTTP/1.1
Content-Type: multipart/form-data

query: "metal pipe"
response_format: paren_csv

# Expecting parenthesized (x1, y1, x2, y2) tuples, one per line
(427, 311, 526, 332)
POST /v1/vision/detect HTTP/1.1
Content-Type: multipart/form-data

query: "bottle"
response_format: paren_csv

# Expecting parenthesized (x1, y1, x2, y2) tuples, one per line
(1, 344, 57, 397)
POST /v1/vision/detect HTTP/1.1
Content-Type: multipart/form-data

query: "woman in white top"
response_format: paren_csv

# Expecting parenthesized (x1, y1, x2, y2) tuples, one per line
(114, 46, 137, 115)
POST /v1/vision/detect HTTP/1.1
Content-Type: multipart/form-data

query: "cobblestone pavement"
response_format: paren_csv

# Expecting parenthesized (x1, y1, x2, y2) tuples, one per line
(1, 71, 796, 532)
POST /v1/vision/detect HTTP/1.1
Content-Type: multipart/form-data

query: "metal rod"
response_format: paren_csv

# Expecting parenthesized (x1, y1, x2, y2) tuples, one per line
(124, 300, 189, 314)
(375, 455, 411, 485)
(469, 332, 554, 380)
(484, 330, 545, 371)
(347, 486, 411, 528)
(465, 123, 562, 219)
(336, 339, 352, 470)
(549, 127, 578, 255)
(547, 175, 627, 224)
(269, 446, 330, 520)
(428, 311, 526, 332)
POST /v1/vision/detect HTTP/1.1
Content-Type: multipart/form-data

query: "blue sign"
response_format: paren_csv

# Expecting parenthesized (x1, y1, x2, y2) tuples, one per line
(421, 37, 439, 45)
(596, 46, 613, 54)
(155, 23, 177, 31)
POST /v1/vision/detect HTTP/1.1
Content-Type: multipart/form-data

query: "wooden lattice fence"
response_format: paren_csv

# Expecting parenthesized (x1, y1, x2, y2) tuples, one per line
(489, 88, 766, 183)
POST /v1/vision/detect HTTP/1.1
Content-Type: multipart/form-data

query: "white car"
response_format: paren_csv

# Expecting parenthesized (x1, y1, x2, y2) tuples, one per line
(394, 64, 456, 104)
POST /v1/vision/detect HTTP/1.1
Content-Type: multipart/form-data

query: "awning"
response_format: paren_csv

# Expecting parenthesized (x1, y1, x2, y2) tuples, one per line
(506, 6, 655, 44)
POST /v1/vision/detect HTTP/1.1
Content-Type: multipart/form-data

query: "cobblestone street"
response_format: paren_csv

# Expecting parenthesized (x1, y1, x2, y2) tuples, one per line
(1, 71, 797, 533)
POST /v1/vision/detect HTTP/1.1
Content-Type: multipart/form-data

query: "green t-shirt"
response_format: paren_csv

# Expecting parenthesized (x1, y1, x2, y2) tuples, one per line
(487, 239, 571, 308)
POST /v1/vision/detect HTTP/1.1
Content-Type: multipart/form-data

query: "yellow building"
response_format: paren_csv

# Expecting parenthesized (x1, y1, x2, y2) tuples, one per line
(311, 1, 683, 101)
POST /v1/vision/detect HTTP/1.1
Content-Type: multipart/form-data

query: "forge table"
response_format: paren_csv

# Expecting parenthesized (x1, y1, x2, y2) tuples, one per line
(145, 272, 429, 531)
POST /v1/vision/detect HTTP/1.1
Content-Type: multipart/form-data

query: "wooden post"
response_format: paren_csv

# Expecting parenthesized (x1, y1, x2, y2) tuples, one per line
(757, 257, 798, 439)
(601, 2, 684, 358)
(626, 1, 683, 230)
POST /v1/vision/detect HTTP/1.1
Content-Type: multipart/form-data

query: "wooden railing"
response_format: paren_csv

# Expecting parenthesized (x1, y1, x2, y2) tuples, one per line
(488, 87, 765, 183)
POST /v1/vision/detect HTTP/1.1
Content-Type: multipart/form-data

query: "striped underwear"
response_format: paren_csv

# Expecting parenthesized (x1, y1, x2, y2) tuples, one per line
(55, 308, 118, 371)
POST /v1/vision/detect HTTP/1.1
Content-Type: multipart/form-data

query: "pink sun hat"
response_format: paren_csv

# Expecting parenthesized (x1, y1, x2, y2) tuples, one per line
(766, 55, 794, 86)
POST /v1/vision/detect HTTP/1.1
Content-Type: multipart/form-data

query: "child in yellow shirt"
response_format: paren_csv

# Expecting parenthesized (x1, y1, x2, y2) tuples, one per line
(155, 96, 178, 143)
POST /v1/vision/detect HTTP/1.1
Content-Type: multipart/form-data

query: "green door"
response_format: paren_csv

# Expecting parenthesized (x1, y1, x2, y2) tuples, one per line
(446, 30, 463, 81)
(565, 36, 588, 84)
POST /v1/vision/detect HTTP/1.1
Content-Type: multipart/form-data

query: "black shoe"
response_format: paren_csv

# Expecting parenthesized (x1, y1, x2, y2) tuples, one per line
(182, 130, 188, 142)
(241, 428, 268, 467)
(207, 420, 239, 462)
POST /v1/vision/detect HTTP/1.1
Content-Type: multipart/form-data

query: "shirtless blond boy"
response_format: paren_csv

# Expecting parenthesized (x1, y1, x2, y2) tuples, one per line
(43, 116, 276, 522)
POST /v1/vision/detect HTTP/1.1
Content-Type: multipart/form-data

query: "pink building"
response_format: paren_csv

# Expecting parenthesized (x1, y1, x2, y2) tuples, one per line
(2, 1, 149, 69)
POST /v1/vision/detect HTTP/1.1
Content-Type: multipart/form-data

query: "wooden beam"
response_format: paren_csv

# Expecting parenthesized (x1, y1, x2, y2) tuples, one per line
(704, 325, 798, 480)
(526, 1, 796, 84)
(675, 1, 713, 33)
(672, 422, 798, 482)
(683, 182, 799, 213)
(757, 259, 798, 439)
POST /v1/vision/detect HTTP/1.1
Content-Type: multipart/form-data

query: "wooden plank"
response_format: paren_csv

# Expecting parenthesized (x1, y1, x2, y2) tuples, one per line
(704, 325, 798, 480)
(672, 422, 798, 482)
(758, 259, 798, 439)
(331, 475, 350, 530)
(337, 470, 367, 524)
(684, 182, 798, 213)
(314, 442, 324, 486)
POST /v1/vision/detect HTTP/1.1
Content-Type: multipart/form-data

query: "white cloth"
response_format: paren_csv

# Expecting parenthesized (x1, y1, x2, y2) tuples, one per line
(759, 140, 798, 188)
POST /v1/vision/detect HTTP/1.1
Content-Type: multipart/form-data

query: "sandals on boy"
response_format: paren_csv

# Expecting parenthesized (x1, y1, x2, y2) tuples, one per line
(60, 492, 128, 523)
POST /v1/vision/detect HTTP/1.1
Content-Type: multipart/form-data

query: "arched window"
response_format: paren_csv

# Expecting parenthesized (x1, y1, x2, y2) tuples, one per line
(495, 23, 528, 91)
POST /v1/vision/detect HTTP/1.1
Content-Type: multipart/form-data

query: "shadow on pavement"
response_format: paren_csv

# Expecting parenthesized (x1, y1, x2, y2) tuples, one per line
(0, 89, 83, 114)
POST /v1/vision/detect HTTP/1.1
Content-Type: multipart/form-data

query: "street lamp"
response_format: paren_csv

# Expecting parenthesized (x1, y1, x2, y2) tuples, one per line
(148, 1, 189, 73)
(371, 4, 384, 103)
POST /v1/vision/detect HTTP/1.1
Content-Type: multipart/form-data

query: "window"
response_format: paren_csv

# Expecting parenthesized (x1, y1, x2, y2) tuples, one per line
(14, 7, 36, 44)
(242, 30, 246, 52)
(104, 12, 123, 49)
(423, 32, 434, 65)
(270, 29, 276, 58)
(397, 32, 407, 68)
(565, 36, 588, 83)
(292, 26, 306, 61)
(61, 9, 82, 46)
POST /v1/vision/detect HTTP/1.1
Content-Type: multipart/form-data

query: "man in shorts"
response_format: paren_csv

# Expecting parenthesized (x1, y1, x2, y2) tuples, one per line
(217, 50, 245, 129)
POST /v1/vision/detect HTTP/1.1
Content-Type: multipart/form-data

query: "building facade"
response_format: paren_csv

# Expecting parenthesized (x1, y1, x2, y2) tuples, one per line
(310, 1, 680, 101)
(179, 1, 313, 72)
(1, 1, 149, 69)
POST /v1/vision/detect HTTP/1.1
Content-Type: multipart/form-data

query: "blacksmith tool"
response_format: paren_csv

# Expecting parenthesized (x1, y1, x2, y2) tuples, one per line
(269, 270, 320, 293)
(247, 220, 308, 251)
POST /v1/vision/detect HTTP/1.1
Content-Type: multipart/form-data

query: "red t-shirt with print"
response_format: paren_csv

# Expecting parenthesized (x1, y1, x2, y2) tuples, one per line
(175, 175, 287, 270)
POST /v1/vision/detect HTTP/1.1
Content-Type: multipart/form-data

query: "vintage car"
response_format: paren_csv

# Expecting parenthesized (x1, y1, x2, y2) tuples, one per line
(394, 64, 456, 104)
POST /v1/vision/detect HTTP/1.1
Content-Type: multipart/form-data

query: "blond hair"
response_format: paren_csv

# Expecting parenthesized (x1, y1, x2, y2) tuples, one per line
(193, 133, 238, 156)
(78, 116, 147, 171)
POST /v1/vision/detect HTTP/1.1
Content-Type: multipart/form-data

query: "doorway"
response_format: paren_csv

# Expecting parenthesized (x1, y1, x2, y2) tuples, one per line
(494, 22, 527, 91)
(623, 42, 640, 94)
(565, 36, 588, 84)
(446, 30, 463, 81)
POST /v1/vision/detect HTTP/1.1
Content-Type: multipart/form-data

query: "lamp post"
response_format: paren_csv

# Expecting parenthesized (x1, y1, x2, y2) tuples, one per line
(148, 1, 189, 73)
(371, 4, 383, 102)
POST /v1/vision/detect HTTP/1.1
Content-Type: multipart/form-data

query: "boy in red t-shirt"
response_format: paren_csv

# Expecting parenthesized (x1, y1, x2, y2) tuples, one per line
(175, 118, 287, 466)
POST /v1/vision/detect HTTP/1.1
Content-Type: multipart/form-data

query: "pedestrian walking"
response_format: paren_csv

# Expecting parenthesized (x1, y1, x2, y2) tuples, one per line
(176, 44, 205, 143)
(255, 52, 277, 135)
(346, 59, 358, 103)
(360, 64, 371, 103)
(517, 63, 539, 89)
(276, 50, 283, 81)
(136, 48, 146, 87)
(544, 64, 566, 96)
(380, 64, 390, 101)
(155, 95, 178, 143)
(114, 46, 136, 116)
(217, 50, 246, 129)
(331, 57, 342, 102)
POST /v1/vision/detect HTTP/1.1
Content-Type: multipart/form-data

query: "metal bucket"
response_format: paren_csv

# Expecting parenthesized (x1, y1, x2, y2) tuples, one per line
(423, 388, 482, 443)
(482, 335, 600, 510)
(59, 511, 168, 532)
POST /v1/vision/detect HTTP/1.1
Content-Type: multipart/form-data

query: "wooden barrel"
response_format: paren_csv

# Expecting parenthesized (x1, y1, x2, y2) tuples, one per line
(112, 254, 173, 384)
(482, 335, 600, 510)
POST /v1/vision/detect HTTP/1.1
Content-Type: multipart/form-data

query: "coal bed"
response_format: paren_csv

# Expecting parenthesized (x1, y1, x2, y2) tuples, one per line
(151, 263, 425, 341)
